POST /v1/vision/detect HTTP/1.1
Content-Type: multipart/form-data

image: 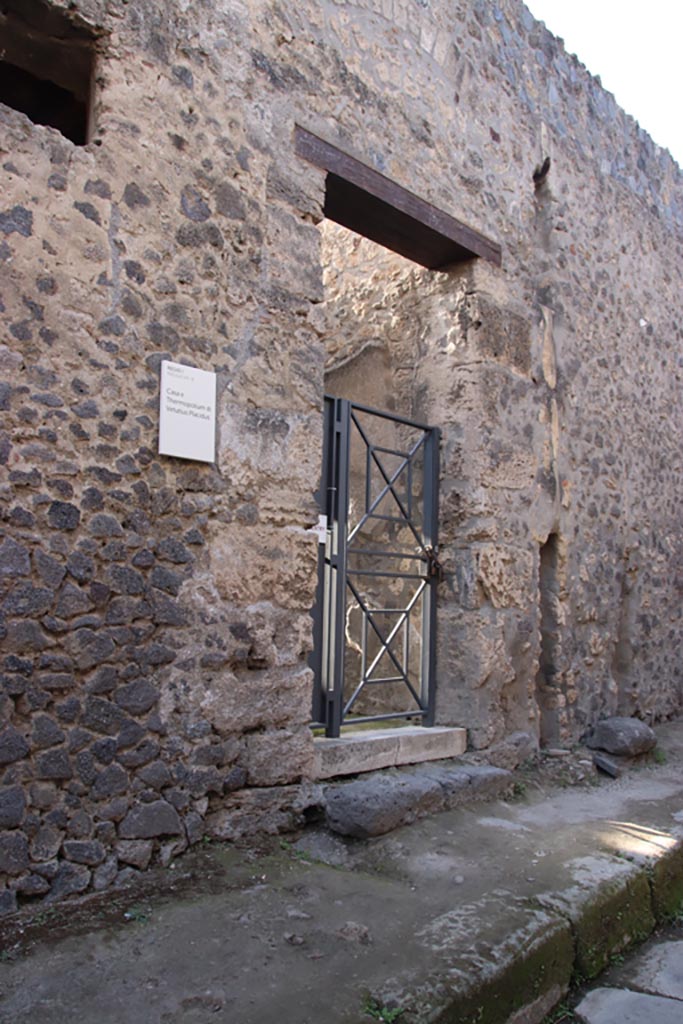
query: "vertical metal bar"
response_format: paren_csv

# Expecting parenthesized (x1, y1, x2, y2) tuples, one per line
(327, 398, 351, 737)
(323, 400, 339, 731)
(310, 397, 333, 724)
(422, 426, 440, 726)
(361, 602, 368, 690)
(403, 607, 409, 685)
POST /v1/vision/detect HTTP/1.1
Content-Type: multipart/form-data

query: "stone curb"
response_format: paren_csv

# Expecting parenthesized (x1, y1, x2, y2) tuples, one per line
(372, 836, 683, 1024)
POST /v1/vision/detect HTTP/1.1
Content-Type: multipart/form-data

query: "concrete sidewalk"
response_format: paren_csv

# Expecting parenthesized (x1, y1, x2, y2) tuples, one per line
(1, 720, 682, 1024)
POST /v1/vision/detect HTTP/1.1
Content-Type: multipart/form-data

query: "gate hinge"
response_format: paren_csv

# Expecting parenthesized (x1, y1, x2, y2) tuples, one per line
(424, 545, 444, 583)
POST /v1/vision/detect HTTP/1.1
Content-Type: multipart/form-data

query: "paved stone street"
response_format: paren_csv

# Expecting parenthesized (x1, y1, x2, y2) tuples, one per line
(573, 935, 683, 1023)
(1, 720, 682, 1024)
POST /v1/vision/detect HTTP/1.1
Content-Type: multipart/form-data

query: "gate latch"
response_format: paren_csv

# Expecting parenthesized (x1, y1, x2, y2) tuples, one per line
(424, 546, 444, 583)
(308, 515, 328, 544)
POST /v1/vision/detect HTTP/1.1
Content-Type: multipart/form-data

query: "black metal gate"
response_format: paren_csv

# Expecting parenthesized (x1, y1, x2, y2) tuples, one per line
(311, 397, 440, 737)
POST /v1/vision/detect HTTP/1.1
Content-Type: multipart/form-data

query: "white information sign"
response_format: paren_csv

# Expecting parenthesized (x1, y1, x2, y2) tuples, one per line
(159, 360, 216, 463)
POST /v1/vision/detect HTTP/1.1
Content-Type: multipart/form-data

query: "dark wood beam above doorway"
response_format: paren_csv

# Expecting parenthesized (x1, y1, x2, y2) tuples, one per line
(295, 125, 502, 270)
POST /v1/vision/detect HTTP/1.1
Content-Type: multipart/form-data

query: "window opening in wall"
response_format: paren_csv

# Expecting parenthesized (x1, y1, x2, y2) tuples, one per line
(535, 533, 561, 746)
(0, 0, 96, 145)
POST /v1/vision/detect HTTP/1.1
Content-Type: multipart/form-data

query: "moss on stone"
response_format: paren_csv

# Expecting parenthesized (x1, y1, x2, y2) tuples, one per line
(650, 842, 683, 921)
(572, 873, 654, 981)
(434, 919, 573, 1024)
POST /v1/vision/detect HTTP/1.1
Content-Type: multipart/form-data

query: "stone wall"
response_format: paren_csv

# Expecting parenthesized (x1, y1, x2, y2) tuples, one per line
(1, 0, 683, 911)
(315, 2, 683, 748)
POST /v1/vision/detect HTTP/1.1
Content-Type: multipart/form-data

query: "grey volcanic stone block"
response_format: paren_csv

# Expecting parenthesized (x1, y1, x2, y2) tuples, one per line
(0, 832, 29, 874)
(0, 889, 17, 916)
(586, 717, 656, 756)
(0, 536, 30, 577)
(30, 825, 63, 860)
(0, 785, 26, 828)
(427, 764, 513, 807)
(47, 862, 91, 901)
(32, 715, 66, 749)
(116, 839, 154, 869)
(324, 764, 512, 838)
(0, 727, 29, 764)
(36, 748, 73, 780)
(63, 840, 106, 865)
(47, 501, 81, 531)
(114, 680, 159, 716)
(118, 799, 182, 838)
(325, 771, 443, 838)
(91, 764, 129, 799)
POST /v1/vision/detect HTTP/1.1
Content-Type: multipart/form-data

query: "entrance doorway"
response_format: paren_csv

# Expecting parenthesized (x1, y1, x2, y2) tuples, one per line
(311, 397, 440, 737)
(296, 125, 501, 741)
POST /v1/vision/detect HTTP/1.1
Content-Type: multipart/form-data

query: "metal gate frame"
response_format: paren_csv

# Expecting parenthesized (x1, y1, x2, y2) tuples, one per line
(311, 397, 440, 738)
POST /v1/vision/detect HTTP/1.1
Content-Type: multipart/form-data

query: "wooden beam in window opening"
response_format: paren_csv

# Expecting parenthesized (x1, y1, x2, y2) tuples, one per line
(294, 126, 502, 270)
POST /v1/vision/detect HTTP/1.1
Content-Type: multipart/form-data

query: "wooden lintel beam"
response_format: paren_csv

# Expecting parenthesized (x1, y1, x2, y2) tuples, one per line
(294, 125, 502, 269)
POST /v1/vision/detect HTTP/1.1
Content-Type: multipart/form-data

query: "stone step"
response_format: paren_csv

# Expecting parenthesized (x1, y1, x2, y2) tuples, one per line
(321, 760, 513, 838)
(312, 724, 467, 780)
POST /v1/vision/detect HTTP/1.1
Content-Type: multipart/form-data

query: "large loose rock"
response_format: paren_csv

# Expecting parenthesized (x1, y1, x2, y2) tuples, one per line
(118, 799, 182, 838)
(585, 717, 657, 757)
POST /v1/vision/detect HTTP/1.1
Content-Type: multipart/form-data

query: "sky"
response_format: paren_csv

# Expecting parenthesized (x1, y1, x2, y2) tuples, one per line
(524, 1, 683, 167)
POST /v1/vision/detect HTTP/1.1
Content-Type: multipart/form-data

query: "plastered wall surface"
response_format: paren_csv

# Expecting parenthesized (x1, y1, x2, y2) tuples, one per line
(1, 0, 682, 910)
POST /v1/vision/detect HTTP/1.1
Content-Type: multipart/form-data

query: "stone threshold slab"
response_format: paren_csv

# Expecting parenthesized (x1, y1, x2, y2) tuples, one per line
(312, 724, 467, 780)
